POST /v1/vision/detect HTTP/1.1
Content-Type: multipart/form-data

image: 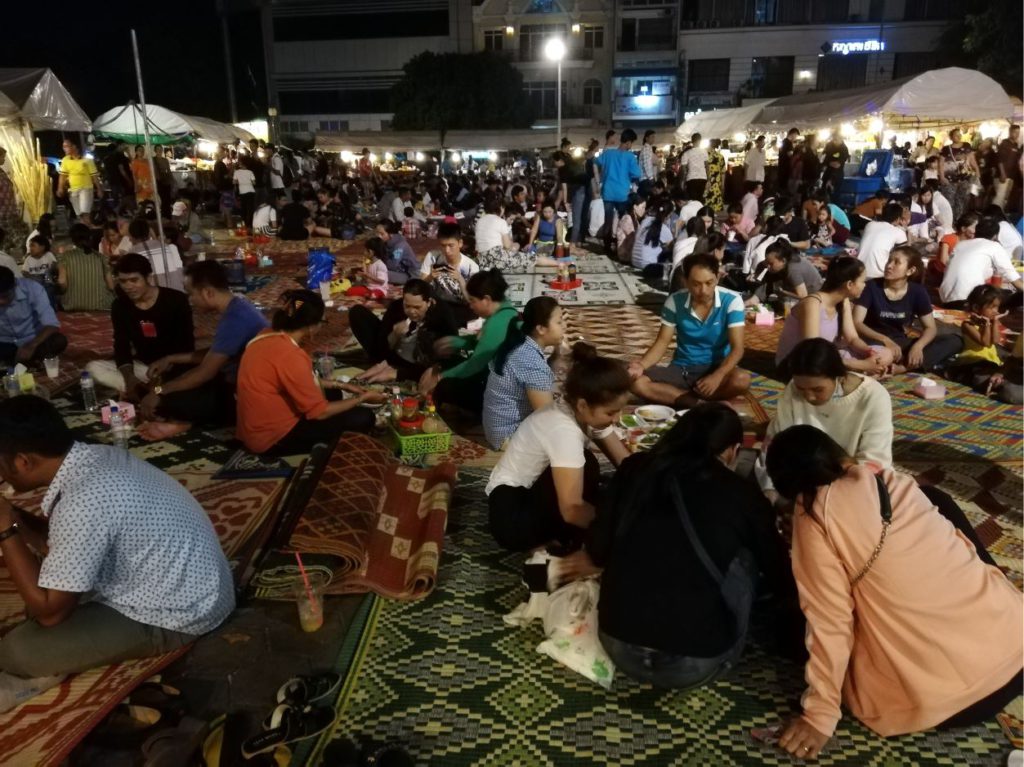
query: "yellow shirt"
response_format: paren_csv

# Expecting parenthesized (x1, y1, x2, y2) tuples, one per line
(953, 331, 1002, 367)
(60, 156, 98, 192)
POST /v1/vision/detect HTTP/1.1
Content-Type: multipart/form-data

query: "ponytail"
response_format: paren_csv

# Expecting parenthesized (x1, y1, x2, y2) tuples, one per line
(644, 200, 675, 249)
(493, 296, 559, 376)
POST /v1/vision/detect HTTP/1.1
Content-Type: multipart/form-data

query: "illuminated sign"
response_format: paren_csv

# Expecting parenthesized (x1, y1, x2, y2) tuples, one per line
(830, 40, 885, 55)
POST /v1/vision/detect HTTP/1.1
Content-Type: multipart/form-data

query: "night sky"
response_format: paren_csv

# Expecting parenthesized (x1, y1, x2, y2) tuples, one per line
(1, 3, 266, 145)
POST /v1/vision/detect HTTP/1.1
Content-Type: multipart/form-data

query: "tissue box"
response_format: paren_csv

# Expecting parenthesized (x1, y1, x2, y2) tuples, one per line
(101, 402, 137, 424)
(754, 310, 776, 327)
(913, 377, 946, 400)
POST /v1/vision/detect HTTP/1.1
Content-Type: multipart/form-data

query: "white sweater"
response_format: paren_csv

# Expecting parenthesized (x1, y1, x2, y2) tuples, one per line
(767, 374, 893, 468)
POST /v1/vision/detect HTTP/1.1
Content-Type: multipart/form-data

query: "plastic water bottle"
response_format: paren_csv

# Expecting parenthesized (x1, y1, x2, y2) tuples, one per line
(4, 370, 19, 399)
(390, 387, 403, 422)
(80, 372, 98, 411)
(109, 405, 128, 449)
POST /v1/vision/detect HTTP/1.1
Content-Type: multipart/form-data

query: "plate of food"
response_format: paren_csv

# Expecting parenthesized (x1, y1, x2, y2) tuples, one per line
(634, 404, 675, 423)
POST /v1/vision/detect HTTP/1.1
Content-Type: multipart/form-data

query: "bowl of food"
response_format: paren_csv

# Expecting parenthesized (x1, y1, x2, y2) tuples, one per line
(634, 404, 675, 424)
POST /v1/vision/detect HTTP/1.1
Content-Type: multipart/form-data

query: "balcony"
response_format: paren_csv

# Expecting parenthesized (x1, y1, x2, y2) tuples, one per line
(612, 93, 677, 120)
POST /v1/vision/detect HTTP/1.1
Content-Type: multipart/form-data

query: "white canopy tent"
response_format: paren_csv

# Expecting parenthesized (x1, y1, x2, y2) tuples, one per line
(750, 68, 1015, 131)
(93, 103, 253, 145)
(675, 100, 777, 143)
(316, 128, 602, 154)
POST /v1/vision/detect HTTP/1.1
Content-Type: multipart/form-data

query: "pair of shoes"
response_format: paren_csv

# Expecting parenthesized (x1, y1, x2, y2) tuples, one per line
(243, 672, 342, 759)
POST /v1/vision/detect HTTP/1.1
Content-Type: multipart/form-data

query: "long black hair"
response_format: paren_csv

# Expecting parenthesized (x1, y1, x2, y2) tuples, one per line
(493, 295, 559, 376)
(614, 403, 744, 530)
(765, 424, 851, 513)
(821, 256, 864, 293)
(364, 236, 388, 262)
(466, 268, 509, 302)
(272, 289, 325, 331)
(643, 199, 675, 249)
(563, 343, 631, 407)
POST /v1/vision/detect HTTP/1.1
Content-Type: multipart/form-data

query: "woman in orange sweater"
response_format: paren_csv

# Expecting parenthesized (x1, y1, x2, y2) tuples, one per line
(765, 425, 1022, 760)
(236, 290, 386, 455)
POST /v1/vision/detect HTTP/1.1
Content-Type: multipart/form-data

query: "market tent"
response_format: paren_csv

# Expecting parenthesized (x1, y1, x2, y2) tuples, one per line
(316, 128, 601, 153)
(93, 103, 253, 145)
(675, 100, 776, 142)
(0, 68, 91, 132)
(751, 68, 1015, 130)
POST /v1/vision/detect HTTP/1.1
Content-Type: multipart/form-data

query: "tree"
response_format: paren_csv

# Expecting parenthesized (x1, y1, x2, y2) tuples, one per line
(935, 0, 1022, 98)
(390, 52, 535, 143)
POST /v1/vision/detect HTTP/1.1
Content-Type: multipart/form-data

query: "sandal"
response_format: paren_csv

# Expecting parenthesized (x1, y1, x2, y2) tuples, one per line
(128, 681, 187, 724)
(275, 673, 341, 707)
(242, 704, 336, 759)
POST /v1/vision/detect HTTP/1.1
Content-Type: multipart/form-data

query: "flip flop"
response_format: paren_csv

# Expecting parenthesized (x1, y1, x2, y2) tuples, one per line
(87, 703, 164, 749)
(128, 681, 187, 724)
(275, 672, 342, 708)
(243, 704, 336, 760)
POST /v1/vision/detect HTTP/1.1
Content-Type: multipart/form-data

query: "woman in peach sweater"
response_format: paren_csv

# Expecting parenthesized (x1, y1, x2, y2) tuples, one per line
(765, 425, 1023, 760)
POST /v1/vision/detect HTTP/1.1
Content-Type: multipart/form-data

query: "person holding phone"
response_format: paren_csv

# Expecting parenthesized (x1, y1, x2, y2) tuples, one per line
(420, 221, 479, 327)
(764, 426, 1022, 760)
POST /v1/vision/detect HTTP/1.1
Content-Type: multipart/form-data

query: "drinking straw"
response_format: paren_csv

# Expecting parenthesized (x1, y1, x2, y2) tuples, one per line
(294, 551, 321, 619)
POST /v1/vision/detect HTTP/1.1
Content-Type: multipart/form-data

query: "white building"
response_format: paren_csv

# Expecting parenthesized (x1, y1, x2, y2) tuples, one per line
(679, 0, 954, 116)
(612, 0, 682, 126)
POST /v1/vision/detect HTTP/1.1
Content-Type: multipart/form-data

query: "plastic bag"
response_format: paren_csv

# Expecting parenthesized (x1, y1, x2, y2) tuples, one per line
(588, 198, 605, 237)
(306, 247, 336, 290)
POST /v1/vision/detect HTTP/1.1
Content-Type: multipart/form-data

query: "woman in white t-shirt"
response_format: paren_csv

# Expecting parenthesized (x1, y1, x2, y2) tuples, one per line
(631, 199, 675, 271)
(486, 344, 631, 552)
(233, 166, 257, 228)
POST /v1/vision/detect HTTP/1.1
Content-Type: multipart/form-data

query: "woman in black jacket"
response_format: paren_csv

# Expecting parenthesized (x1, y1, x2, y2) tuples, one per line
(587, 403, 802, 689)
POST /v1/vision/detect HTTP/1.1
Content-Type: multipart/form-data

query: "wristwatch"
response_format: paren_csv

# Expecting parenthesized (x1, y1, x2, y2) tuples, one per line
(0, 523, 20, 543)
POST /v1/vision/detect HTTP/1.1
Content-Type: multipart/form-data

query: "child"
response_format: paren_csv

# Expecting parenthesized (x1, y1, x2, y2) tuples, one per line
(811, 206, 835, 248)
(345, 236, 389, 299)
(23, 235, 59, 307)
(947, 285, 1010, 398)
(401, 206, 422, 240)
(922, 155, 940, 182)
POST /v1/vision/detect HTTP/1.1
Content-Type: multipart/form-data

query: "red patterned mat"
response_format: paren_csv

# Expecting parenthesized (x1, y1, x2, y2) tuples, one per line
(252, 433, 456, 602)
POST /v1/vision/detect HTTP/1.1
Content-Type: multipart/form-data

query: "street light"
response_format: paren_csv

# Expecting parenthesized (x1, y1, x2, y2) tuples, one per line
(544, 37, 566, 146)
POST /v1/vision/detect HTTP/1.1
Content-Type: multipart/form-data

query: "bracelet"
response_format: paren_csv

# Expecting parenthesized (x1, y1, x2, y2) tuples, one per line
(0, 523, 20, 543)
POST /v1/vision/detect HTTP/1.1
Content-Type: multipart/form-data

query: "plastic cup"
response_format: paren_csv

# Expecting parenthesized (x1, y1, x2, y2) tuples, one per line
(316, 354, 335, 380)
(319, 281, 332, 301)
(43, 357, 60, 379)
(293, 573, 326, 633)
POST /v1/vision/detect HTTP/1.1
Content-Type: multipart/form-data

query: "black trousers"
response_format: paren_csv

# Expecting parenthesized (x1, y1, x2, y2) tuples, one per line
(918, 484, 995, 567)
(433, 371, 488, 414)
(887, 331, 964, 372)
(158, 377, 237, 426)
(347, 305, 427, 382)
(684, 179, 706, 203)
(488, 451, 601, 551)
(263, 406, 375, 457)
(0, 333, 68, 368)
(238, 192, 256, 228)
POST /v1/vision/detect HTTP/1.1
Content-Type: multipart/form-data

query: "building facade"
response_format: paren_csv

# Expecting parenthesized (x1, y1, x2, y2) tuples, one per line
(679, 0, 955, 118)
(267, 0, 474, 138)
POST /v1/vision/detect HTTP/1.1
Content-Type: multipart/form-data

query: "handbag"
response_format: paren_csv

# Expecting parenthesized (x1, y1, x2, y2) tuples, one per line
(850, 474, 893, 586)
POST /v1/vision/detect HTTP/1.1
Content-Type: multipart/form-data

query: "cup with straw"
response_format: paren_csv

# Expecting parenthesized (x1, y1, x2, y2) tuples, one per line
(293, 552, 324, 633)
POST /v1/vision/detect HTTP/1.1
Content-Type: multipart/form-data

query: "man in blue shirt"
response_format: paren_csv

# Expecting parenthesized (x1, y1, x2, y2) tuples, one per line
(139, 260, 269, 439)
(628, 253, 751, 408)
(0, 266, 67, 368)
(595, 129, 642, 255)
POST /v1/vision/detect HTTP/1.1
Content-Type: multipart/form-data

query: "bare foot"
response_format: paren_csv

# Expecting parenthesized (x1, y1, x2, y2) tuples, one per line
(553, 550, 602, 586)
(137, 421, 191, 441)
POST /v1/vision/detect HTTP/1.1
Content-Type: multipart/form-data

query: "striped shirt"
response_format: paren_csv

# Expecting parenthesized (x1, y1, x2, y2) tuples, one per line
(482, 336, 554, 450)
(57, 248, 115, 311)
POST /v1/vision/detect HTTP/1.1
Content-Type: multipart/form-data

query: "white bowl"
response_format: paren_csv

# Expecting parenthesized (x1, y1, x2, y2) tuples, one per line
(635, 404, 675, 423)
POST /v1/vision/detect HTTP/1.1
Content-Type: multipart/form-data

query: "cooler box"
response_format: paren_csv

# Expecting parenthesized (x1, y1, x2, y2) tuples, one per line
(836, 150, 895, 207)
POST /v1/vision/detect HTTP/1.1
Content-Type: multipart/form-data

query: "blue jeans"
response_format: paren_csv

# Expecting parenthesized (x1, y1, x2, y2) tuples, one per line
(599, 630, 739, 690)
(570, 185, 587, 244)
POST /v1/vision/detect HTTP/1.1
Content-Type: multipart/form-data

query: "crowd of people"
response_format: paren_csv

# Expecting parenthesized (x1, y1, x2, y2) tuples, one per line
(0, 123, 1020, 759)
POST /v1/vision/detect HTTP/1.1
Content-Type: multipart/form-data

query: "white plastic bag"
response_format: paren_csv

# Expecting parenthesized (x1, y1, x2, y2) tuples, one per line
(588, 198, 605, 237)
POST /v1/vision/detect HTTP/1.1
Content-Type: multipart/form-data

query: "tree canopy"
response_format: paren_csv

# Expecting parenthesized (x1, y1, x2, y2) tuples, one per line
(936, 0, 1022, 98)
(390, 52, 535, 142)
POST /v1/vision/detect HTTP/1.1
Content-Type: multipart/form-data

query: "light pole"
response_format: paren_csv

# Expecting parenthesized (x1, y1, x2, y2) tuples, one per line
(544, 37, 566, 146)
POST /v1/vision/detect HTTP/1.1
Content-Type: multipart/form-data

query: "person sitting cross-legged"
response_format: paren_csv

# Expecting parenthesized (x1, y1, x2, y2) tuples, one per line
(0, 396, 234, 711)
(85, 254, 194, 400)
(136, 260, 270, 441)
(628, 252, 751, 409)
(0, 266, 68, 369)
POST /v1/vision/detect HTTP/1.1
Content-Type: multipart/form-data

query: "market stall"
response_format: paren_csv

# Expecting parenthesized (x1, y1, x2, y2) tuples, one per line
(0, 68, 91, 222)
(93, 103, 253, 146)
(316, 128, 601, 155)
(675, 100, 777, 144)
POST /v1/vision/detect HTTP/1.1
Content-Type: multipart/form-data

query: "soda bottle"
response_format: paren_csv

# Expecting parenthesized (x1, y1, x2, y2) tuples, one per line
(390, 387, 403, 422)
(568, 262, 577, 283)
(81, 372, 98, 411)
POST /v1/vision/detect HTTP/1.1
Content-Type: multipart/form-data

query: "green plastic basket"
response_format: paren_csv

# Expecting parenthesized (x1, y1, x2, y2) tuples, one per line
(388, 420, 452, 456)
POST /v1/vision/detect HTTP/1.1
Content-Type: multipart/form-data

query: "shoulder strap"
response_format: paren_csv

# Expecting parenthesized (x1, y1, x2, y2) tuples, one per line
(875, 473, 892, 523)
(669, 480, 724, 586)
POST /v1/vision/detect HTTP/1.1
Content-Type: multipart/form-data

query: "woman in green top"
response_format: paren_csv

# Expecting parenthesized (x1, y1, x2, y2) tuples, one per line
(57, 223, 115, 311)
(419, 268, 519, 414)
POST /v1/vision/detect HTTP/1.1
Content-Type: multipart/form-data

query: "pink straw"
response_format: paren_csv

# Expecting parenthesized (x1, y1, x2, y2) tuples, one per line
(294, 551, 321, 619)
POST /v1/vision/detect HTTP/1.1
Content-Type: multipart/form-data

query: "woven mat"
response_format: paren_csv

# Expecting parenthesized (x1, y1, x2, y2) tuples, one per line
(251, 433, 456, 602)
(296, 467, 1016, 767)
(0, 392, 287, 767)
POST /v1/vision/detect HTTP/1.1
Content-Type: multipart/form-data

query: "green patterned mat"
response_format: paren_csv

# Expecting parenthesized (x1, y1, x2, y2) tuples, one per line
(297, 468, 1015, 766)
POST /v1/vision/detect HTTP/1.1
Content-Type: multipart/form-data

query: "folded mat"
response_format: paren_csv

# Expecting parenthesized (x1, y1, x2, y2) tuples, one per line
(251, 433, 456, 602)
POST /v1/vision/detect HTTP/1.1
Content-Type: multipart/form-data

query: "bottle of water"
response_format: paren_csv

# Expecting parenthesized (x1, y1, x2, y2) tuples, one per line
(4, 369, 19, 399)
(109, 405, 128, 449)
(80, 372, 98, 411)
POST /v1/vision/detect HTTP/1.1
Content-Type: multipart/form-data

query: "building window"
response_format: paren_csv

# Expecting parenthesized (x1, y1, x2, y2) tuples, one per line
(582, 25, 604, 49)
(749, 56, 793, 98)
(620, 16, 676, 51)
(526, 0, 560, 11)
(753, 0, 777, 23)
(523, 80, 564, 117)
(817, 55, 867, 91)
(583, 79, 603, 105)
(688, 59, 730, 92)
(484, 29, 505, 51)
(520, 24, 567, 61)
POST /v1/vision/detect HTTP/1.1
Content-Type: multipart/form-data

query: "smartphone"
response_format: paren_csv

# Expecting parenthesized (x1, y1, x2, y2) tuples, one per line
(733, 447, 759, 479)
